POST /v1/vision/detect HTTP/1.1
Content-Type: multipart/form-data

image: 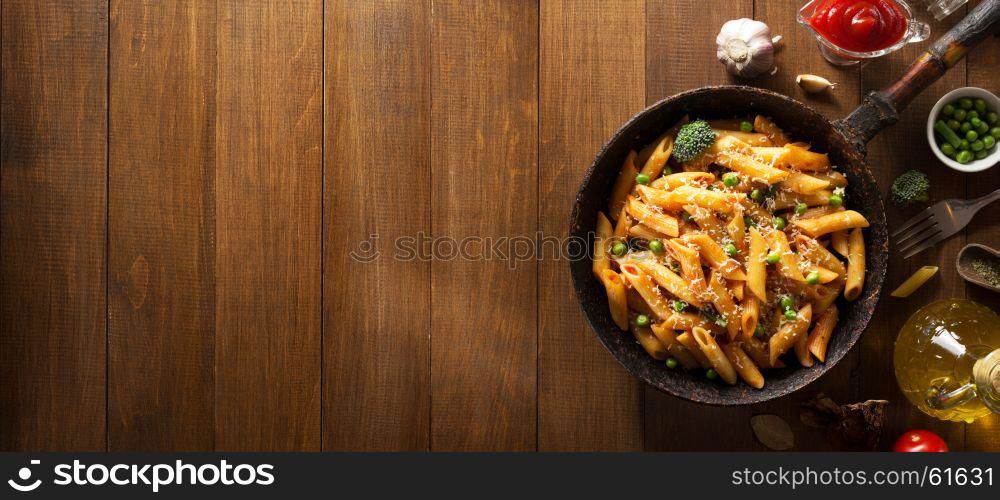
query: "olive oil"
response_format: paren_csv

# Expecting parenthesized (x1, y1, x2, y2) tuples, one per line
(894, 299, 1000, 423)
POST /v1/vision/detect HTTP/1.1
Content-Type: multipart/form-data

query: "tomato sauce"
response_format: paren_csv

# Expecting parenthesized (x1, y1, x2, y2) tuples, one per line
(808, 0, 908, 53)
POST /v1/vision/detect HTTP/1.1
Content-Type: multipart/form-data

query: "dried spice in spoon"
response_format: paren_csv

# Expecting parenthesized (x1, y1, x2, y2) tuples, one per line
(971, 257, 1000, 288)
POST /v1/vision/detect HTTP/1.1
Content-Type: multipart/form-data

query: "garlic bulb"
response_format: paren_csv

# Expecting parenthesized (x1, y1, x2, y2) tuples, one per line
(796, 74, 837, 93)
(716, 19, 782, 79)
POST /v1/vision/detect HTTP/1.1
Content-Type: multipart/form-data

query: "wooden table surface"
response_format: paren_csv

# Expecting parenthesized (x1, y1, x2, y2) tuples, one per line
(2, 0, 998, 452)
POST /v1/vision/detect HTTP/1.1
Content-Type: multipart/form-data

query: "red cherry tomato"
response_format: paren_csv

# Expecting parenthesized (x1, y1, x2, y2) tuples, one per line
(893, 430, 949, 452)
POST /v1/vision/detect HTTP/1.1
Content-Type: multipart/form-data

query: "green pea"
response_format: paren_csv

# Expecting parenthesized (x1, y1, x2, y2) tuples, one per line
(975, 149, 989, 160)
(740, 121, 753, 133)
(948, 119, 961, 131)
(983, 135, 996, 149)
(681, 212, 692, 222)
(635, 314, 650, 327)
(724, 243, 739, 257)
(959, 97, 973, 110)
(649, 239, 665, 255)
(784, 309, 798, 321)
(743, 215, 755, 228)
(723, 172, 739, 187)
(754, 324, 766, 338)
(663, 166, 673, 175)
(960, 139, 970, 150)
(974, 98, 987, 113)
(611, 242, 627, 256)
(960, 122, 972, 133)
(940, 143, 956, 156)
(635, 173, 651, 185)
(966, 130, 979, 142)
(956, 150, 974, 164)
(971, 117, 984, 129)
(954, 109, 967, 121)
(750, 188, 763, 201)
(987, 112, 998, 125)
(705, 184, 715, 191)
(773, 216, 786, 230)
(967, 110, 980, 122)
(978, 122, 990, 135)
(665, 358, 678, 369)
(765, 251, 781, 264)
(828, 194, 843, 207)
(806, 271, 820, 285)
(942, 104, 955, 116)
(780, 295, 794, 310)
(672, 300, 687, 312)
(972, 140, 985, 152)
(992, 127, 1000, 139)
(705, 368, 719, 380)
(794, 202, 808, 216)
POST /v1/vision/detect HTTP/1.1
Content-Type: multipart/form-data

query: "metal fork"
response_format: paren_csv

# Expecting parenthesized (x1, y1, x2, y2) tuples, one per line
(892, 188, 1000, 259)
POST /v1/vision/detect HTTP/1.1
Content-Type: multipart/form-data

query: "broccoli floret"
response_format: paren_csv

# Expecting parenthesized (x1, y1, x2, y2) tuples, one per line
(890, 170, 930, 207)
(672, 120, 717, 163)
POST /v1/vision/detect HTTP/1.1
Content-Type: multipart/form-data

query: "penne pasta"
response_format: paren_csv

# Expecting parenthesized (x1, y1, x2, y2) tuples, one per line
(810, 170, 847, 187)
(661, 311, 726, 336)
(609, 150, 640, 217)
(891, 266, 939, 298)
(715, 137, 790, 183)
(650, 323, 701, 370)
(613, 205, 631, 238)
(780, 171, 831, 194)
(740, 295, 760, 342)
(600, 270, 629, 331)
(650, 171, 715, 190)
(666, 239, 708, 300)
(830, 229, 849, 257)
(721, 342, 765, 389)
(742, 337, 786, 370)
(773, 189, 832, 210)
(767, 230, 806, 282)
(844, 227, 865, 301)
(753, 115, 790, 147)
(639, 134, 674, 180)
(676, 331, 713, 369)
(746, 227, 768, 301)
(684, 205, 729, 242)
(626, 287, 658, 319)
(793, 210, 870, 238)
(692, 327, 738, 385)
(626, 196, 680, 237)
(769, 304, 813, 366)
(778, 145, 831, 171)
(593, 211, 613, 278)
(631, 259, 705, 308)
(628, 223, 670, 241)
(726, 204, 747, 254)
(638, 184, 745, 214)
(620, 262, 674, 318)
(794, 328, 814, 367)
(708, 269, 742, 340)
(633, 325, 669, 360)
(806, 304, 838, 362)
(714, 129, 773, 147)
(681, 233, 747, 280)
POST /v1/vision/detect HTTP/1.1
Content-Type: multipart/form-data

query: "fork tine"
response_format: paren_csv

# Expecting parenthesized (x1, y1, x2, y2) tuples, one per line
(894, 217, 938, 245)
(891, 205, 935, 237)
(897, 228, 942, 255)
(902, 231, 950, 259)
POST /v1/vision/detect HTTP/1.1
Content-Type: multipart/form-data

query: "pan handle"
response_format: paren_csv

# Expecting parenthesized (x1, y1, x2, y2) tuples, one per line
(834, 0, 1000, 153)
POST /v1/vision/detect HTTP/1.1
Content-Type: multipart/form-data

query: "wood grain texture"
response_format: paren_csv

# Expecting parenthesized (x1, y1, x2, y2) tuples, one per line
(108, 0, 216, 451)
(752, 0, 864, 452)
(538, 0, 645, 451)
(0, 0, 108, 451)
(324, 0, 431, 451)
(963, 4, 1000, 451)
(644, 0, 757, 452)
(860, 11, 969, 451)
(429, 0, 538, 451)
(215, 0, 322, 451)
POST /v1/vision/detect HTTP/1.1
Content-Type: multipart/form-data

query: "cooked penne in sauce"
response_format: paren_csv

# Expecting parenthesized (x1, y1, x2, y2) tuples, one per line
(592, 116, 867, 390)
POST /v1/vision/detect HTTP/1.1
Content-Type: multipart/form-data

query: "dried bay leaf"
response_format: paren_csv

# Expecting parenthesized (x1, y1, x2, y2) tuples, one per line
(750, 414, 794, 451)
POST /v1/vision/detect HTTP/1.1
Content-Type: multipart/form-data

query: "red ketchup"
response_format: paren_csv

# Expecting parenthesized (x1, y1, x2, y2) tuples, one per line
(808, 0, 908, 52)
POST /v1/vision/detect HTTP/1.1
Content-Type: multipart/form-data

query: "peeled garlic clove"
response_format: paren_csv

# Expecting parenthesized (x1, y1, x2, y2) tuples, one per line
(797, 74, 837, 93)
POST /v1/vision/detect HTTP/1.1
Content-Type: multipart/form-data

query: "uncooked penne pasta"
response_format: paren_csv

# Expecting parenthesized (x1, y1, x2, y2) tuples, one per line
(676, 331, 713, 369)
(769, 304, 813, 366)
(692, 327, 738, 385)
(600, 269, 629, 331)
(806, 304, 838, 362)
(609, 150, 639, 217)
(650, 323, 700, 370)
(793, 210, 869, 238)
(844, 227, 865, 301)
(593, 211, 613, 278)
(721, 342, 765, 389)
(633, 325, 669, 360)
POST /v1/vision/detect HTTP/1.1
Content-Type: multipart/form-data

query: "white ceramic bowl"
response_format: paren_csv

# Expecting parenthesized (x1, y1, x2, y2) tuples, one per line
(926, 87, 1000, 173)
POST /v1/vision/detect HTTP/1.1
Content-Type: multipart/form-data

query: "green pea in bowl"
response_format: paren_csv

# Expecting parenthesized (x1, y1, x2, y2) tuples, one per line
(927, 87, 1000, 173)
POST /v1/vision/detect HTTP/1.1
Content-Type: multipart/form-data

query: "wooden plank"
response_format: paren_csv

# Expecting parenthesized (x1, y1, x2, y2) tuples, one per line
(429, 0, 538, 451)
(538, 0, 645, 451)
(643, 0, 757, 452)
(108, 0, 215, 451)
(0, 0, 108, 451)
(963, 8, 1000, 451)
(751, 0, 864, 452)
(215, 0, 323, 451)
(860, 12, 968, 450)
(324, 0, 431, 451)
